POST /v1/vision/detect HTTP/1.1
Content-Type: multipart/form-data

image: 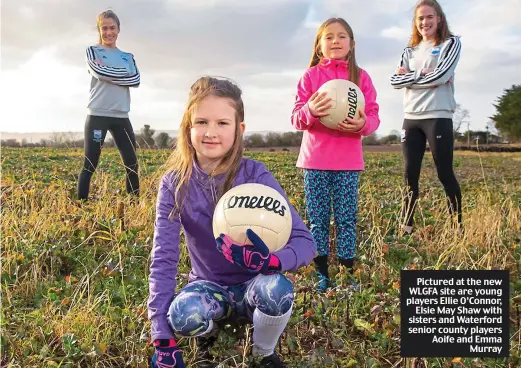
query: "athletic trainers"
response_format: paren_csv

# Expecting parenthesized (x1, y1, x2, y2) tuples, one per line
(251, 352, 287, 368)
(316, 272, 330, 293)
(313, 255, 329, 293)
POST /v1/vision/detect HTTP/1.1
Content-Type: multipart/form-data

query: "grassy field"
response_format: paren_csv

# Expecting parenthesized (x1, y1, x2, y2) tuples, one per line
(1, 147, 520, 368)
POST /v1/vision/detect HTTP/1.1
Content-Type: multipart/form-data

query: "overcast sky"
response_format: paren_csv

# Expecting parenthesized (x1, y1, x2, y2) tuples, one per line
(1, 0, 520, 136)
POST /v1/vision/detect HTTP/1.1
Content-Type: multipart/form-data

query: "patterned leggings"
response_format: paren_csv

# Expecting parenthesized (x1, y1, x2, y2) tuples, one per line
(168, 273, 294, 337)
(304, 169, 359, 260)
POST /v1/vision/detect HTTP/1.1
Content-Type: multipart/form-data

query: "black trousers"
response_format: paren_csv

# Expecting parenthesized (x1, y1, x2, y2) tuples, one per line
(401, 118, 462, 226)
(77, 115, 139, 200)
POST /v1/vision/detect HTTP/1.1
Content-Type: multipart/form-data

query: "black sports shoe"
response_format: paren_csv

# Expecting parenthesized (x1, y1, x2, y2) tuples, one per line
(257, 352, 287, 368)
(194, 335, 217, 368)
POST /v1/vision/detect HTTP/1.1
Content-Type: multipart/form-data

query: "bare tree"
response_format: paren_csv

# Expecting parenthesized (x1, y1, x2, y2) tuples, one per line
(62, 132, 80, 147)
(244, 133, 265, 148)
(362, 133, 379, 145)
(155, 132, 172, 149)
(265, 132, 282, 147)
(50, 132, 65, 146)
(1, 139, 20, 147)
(453, 103, 470, 135)
(48, 132, 81, 147)
(137, 125, 156, 148)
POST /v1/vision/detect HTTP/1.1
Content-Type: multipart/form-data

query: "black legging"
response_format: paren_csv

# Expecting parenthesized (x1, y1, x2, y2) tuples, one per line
(77, 115, 139, 200)
(402, 118, 462, 227)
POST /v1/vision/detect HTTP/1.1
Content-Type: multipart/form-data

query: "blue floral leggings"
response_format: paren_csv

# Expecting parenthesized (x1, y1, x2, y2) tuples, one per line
(168, 273, 294, 337)
(304, 170, 359, 260)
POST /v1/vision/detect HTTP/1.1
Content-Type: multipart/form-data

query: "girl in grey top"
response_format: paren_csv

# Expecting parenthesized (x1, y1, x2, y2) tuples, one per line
(390, 0, 462, 235)
(77, 10, 140, 200)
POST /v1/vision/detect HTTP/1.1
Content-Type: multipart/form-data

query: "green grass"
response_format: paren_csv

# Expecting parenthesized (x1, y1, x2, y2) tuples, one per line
(1, 147, 520, 367)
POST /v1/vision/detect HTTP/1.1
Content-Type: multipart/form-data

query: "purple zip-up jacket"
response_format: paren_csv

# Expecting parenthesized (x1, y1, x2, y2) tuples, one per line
(147, 158, 317, 341)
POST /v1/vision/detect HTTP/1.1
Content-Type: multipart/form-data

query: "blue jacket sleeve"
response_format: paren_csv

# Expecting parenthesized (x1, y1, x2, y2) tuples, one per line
(407, 36, 461, 89)
(111, 53, 141, 88)
(86, 46, 128, 80)
(390, 37, 461, 89)
(86, 47, 140, 87)
(390, 47, 422, 89)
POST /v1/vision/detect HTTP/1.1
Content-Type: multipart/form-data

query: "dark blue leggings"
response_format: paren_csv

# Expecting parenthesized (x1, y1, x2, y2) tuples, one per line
(402, 118, 462, 226)
(77, 115, 139, 200)
(168, 273, 294, 337)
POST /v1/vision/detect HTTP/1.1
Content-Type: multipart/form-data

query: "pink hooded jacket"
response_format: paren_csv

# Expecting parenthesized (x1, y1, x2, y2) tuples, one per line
(291, 58, 380, 171)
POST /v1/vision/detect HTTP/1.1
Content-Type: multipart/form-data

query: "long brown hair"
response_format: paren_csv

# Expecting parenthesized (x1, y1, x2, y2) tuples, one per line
(308, 18, 360, 87)
(96, 10, 120, 45)
(163, 76, 245, 214)
(409, 0, 452, 47)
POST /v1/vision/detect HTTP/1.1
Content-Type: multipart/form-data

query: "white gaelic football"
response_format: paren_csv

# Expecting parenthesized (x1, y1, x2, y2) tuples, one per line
(212, 183, 292, 252)
(317, 79, 365, 130)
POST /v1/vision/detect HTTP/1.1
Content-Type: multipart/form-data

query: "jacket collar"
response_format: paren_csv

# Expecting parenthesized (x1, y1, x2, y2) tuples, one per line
(192, 156, 226, 184)
(319, 58, 349, 69)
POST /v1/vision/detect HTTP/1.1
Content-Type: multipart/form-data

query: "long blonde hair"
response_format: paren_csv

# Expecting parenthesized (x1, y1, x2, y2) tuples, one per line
(96, 10, 120, 45)
(308, 18, 360, 87)
(164, 76, 245, 214)
(409, 0, 452, 47)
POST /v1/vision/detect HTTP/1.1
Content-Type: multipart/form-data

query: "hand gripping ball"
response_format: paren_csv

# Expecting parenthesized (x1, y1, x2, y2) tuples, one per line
(317, 79, 365, 130)
(212, 183, 292, 252)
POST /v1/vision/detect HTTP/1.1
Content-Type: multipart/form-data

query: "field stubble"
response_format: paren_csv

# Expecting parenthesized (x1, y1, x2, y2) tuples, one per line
(1, 148, 520, 367)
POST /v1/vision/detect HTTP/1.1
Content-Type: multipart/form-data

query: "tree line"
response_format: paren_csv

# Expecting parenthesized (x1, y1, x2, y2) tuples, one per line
(3, 84, 520, 148)
(2, 128, 506, 149)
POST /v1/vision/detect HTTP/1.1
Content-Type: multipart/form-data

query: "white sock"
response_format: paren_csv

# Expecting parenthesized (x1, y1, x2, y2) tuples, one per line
(252, 304, 293, 357)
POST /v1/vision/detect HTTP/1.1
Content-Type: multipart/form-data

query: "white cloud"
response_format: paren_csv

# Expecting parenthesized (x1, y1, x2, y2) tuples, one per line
(19, 5, 36, 20)
(381, 26, 409, 41)
(0, 48, 86, 132)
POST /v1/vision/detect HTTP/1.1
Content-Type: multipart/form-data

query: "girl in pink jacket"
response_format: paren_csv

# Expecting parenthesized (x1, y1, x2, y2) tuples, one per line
(291, 17, 380, 292)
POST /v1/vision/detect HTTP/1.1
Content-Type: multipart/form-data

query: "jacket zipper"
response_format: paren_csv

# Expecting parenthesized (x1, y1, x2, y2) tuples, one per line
(209, 177, 217, 205)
